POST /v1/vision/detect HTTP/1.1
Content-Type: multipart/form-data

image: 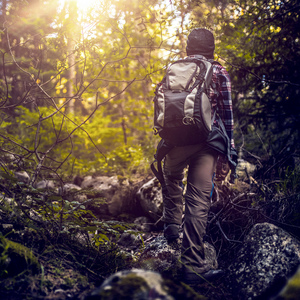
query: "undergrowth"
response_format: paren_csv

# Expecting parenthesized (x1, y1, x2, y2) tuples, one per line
(0, 172, 141, 299)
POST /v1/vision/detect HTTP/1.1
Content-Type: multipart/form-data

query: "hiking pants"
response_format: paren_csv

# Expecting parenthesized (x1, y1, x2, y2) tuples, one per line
(163, 143, 218, 274)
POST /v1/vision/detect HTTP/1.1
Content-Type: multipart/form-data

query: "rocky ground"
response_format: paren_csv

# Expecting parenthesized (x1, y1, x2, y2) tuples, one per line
(1, 168, 300, 299)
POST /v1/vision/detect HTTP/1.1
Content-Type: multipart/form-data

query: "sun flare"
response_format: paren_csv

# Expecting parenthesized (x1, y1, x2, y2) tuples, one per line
(75, 0, 96, 11)
(60, 0, 98, 13)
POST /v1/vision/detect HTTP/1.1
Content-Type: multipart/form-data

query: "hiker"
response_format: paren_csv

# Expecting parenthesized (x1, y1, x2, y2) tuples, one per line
(153, 28, 236, 284)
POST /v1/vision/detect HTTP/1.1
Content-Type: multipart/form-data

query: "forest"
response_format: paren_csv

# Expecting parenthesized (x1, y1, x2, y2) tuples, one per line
(0, 0, 299, 299)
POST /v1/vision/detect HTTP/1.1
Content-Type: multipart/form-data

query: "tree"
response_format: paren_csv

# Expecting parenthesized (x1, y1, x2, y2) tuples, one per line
(0, 0, 180, 180)
(189, 0, 300, 163)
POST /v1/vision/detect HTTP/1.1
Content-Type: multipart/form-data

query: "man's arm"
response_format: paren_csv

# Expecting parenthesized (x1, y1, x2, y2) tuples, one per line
(217, 66, 235, 149)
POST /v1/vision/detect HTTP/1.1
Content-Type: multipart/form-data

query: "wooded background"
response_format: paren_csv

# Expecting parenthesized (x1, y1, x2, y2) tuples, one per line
(1, 0, 299, 182)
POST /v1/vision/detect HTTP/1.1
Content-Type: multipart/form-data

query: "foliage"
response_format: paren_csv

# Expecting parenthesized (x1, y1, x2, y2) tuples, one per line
(1, 0, 170, 183)
(0, 172, 142, 298)
(186, 0, 300, 163)
(0, 234, 40, 278)
(224, 0, 299, 160)
(0, 0, 300, 298)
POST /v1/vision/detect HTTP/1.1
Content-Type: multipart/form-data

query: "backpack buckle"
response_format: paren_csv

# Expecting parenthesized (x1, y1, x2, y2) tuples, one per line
(182, 116, 195, 125)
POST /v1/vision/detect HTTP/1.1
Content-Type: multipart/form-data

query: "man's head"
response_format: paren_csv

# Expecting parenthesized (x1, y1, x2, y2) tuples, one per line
(186, 28, 215, 59)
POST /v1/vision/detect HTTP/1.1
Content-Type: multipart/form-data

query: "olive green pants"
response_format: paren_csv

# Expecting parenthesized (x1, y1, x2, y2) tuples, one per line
(163, 143, 217, 274)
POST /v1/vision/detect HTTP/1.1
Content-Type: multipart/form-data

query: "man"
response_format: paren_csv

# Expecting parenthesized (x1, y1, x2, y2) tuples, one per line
(162, 28, 235, 284)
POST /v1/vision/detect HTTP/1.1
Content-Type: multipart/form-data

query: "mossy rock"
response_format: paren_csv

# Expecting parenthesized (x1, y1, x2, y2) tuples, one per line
(88, 269, 206, 300)
(0, 235, 40, 278)
(276, 266, 300, 300)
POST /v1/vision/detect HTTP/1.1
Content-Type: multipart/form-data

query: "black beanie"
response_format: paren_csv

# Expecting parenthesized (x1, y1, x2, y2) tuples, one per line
(186, 28, 215, 59)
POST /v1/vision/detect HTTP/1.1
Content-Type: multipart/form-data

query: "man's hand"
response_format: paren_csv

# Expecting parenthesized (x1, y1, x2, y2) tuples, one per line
(216, 156, 230, 181)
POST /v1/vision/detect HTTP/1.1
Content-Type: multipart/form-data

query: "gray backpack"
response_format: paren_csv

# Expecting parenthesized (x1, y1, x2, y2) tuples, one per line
(151, 58, 237, 186)
(153, 57, 215, 146)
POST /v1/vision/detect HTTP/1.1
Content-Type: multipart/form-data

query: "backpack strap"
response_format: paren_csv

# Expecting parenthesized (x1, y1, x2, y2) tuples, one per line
(150, 139, 174, 189)
(217, 117, 237, 169)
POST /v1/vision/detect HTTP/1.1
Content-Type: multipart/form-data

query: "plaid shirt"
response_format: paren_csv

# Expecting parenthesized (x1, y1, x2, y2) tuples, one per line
(210, 63, 235, 148)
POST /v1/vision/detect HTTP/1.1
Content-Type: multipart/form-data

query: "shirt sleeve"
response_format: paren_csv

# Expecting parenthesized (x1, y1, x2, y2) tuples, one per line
(212, 65, 235, 149)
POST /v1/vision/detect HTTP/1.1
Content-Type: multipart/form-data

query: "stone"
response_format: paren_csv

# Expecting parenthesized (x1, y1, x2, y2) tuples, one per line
(35, 180, 55, 190)
(0, 235, 40, 278)
(81, 176, 119, 192)
(275, 265, 300, 299)
(63, 183, 87, 202)
(136, 177, 163, 221)
(229, 222, 300, 299)
(134, 216, 154, 232)
(236, 158, 256, 180)
(117, 232, 143, 250)
(63, 183, 81, 193)
(14, 171, 30, 184)
(88, 269, 175, 300)
(107, 186, 132, 216)
(138, 236, 218, 278)
(80, 176, 120, 217)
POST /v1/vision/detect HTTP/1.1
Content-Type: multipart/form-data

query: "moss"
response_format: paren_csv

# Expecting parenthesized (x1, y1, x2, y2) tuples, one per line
(0, 235, 40, 278)
(276, 267, 300, 300)
(99, 273, 149, 299)
(166, 280, 207, 300)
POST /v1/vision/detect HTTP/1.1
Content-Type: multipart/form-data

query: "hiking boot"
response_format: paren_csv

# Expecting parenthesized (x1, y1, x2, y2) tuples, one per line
(163, 223, 180, 242)
(183, 269, 225, 285)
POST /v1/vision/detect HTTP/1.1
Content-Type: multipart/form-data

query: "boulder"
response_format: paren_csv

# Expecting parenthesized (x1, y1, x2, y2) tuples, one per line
(136, 178, 163, 221)
(78, 176, 143, 217)
(229, 222, 300, 299)
(35, 180, 56, 190)
(14, 171, 30, 184)
(62, 183, 87, 203)
(134, 216, 154, 232)
(80, 176, 120, 217)
(81, 176, 119, 192)
(107, 185, 135, 216)
(87, 268, 175, 300)
(86, 267, 215, 300)
(236, 158, 256, 181)
(275, 265, 300, 299)
(117, 232, 143, 251)
(138, 235, 218, 278)
(0, 235, 40, 278)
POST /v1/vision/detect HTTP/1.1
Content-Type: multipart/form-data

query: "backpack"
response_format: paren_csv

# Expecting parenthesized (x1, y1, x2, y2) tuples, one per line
(151, 57, 238, 186)
(153, 57, 214, 146)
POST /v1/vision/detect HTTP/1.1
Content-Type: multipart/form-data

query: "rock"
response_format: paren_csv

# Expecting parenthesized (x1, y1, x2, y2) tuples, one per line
(117, 232, 143, 250)
(275, 265, 300, 299)
(63, 183, 87, 203)
(134, 216, 154, 232)
(73, 175, 84, 187)
(136, 178, 163, 221)
(35, 180, 56, 190)
(63, 183, 82, 193)
(229, 222, 300, 299)
(138, 235, 218, 278)
(0, 196, 16, 207)
(2, 153, 17, 163)
(87, 269, 175, 300)
(0, 235, 40, 278)
(87, 268, 208, 300)
(15, 171, 30, 184)
(79, 176, 120, 217)
(107, 186, 132, 216)
(236, 158, 256, 180)
(138, 236, 181, 276)
(81, 176, 119, 192)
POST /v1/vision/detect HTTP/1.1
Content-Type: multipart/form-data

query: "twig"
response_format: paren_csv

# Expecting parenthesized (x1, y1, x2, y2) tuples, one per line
(216, 220, 243, 244)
